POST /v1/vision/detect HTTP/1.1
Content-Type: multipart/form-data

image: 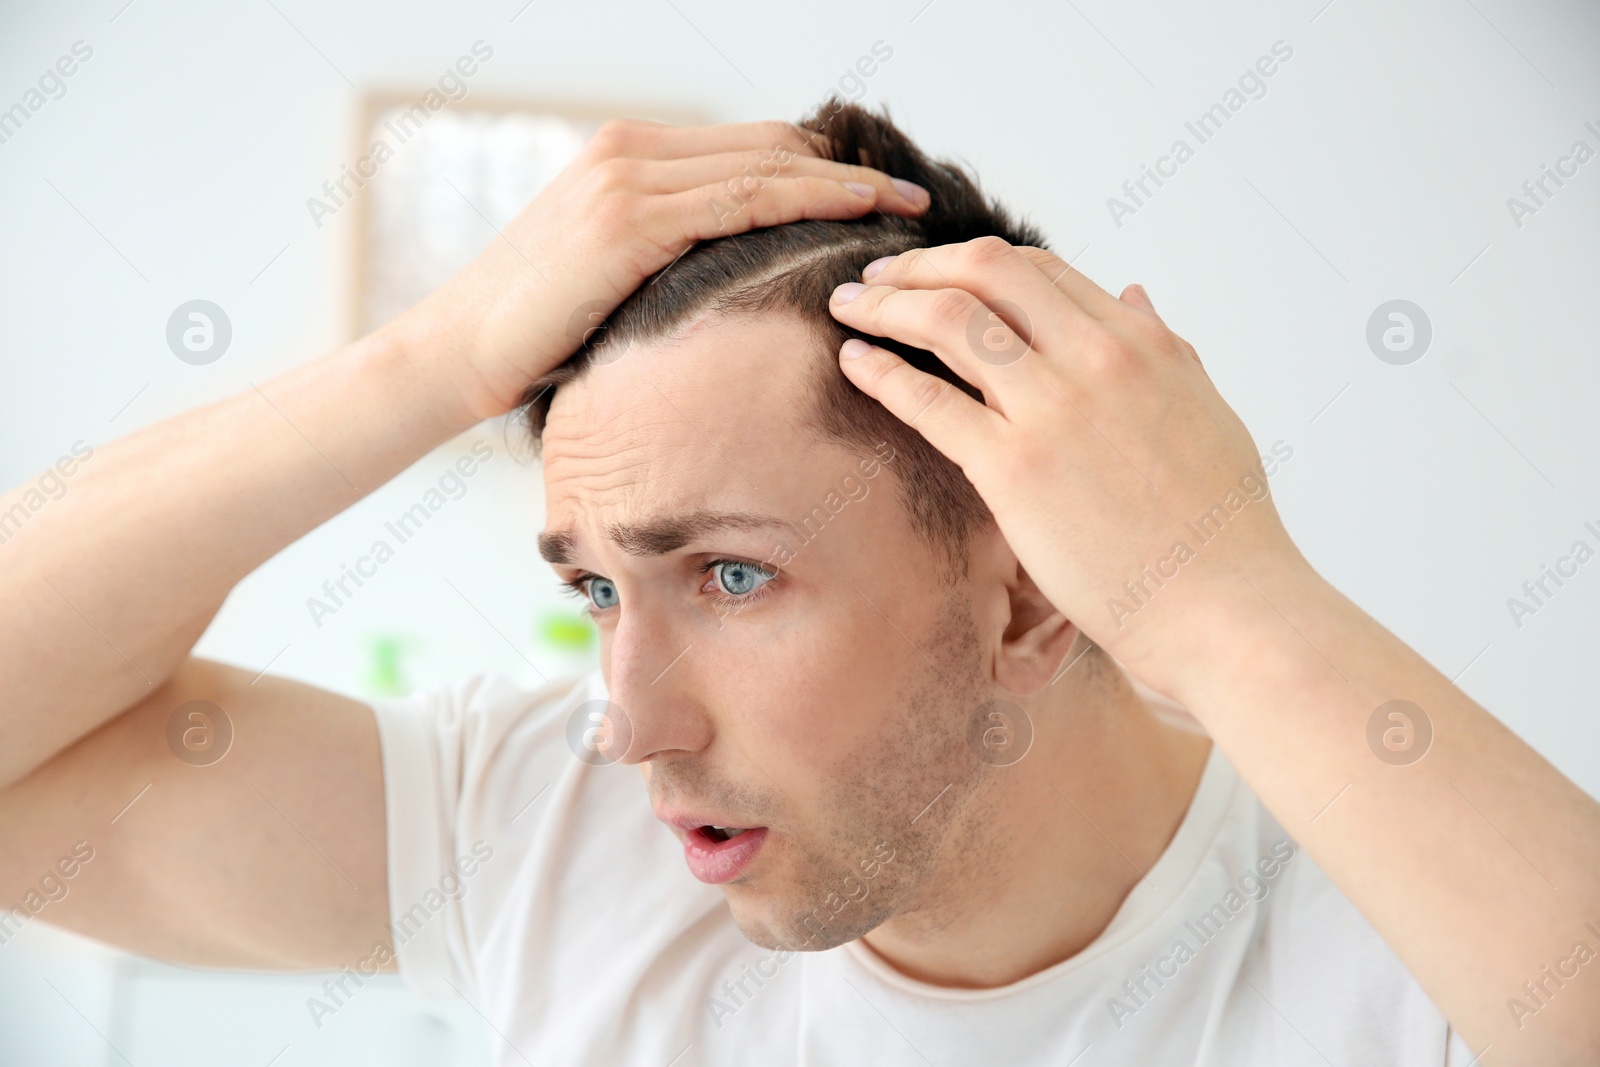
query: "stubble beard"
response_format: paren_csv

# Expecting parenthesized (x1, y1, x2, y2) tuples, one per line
(732, 589, 1012, 954)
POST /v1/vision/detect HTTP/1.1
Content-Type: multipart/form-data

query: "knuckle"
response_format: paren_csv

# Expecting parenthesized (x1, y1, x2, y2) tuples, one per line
(859, 280, 900, 310)
(589, 156, 636, 195)
(896, 367, 949, 415)
(1082, 328, 1143, 381)
(760, 120, 807, 155)
(1127, 316, 1186, 362)
(963, 234, 1016, 268)
(927, 288, 976, 329)
(1019, 247, 1065, 276)
(887, 247, 926, 281)
(839, 162, 879, 189)
(590, 117, 646, 157)
(744, 146, 788, 178)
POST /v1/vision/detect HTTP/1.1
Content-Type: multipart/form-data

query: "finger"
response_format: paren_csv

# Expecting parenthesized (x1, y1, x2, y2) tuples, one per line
(660, 175, 913, 245)
(632, 150, 928, 214)
(586, 117, 824, 162)
(1120, 282, 1172, 328)
(1010, 246, 1127, 322)
(1119, 282, 1155, 313)
(859, 236, 1093, 343)
(829, 283, 1030, 403)
(836, 338, 1000, 467)
(1120, 283, 1206, 372)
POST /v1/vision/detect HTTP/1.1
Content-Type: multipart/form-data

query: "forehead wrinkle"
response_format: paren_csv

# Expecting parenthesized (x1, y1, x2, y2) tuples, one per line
(608, 510, 790, 557)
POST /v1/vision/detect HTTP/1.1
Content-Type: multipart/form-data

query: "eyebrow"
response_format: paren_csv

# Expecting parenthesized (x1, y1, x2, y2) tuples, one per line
(537, 510, 792, 565)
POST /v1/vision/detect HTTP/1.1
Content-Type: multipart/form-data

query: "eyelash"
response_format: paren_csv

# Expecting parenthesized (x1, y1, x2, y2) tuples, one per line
(558, 558, 779, 617)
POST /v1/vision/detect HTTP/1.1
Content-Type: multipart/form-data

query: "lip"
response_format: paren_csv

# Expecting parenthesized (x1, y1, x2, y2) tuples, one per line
(653, 805, 770, 885)
(682, 825, 769, 884)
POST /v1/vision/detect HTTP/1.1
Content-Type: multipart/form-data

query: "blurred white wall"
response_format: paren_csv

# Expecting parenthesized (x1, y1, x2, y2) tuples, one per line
(2, 0, 1597, 1063)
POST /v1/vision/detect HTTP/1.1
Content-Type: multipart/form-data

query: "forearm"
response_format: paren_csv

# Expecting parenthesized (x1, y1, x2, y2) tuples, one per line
(0, 322, 480, 788)
(1179, 563, 1600, 1064)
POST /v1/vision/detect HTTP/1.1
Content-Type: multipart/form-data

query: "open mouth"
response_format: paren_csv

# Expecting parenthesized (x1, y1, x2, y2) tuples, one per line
(701, 825, 750, 842)
(681, 824, 770, 884)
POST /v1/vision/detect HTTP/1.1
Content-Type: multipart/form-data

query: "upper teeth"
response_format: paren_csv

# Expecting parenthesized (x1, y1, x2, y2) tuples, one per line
(712, 825, 746, 837)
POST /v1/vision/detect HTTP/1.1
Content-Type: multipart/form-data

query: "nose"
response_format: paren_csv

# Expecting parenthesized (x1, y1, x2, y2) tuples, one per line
(602, 600, 712, 766)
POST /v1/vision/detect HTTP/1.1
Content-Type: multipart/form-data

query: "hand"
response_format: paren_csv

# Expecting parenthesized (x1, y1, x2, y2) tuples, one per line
(828, 237, 1309, 701)
(391, 117, 932, 422)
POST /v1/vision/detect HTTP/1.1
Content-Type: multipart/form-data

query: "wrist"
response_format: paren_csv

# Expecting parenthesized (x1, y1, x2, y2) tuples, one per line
(1138, 555, 1341, 717)
(365, 301, 499, 432)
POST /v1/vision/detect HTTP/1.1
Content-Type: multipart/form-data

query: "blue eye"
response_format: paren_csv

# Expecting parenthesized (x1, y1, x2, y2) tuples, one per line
(585, 576, 619, 609)
(712, 560, 774, 597)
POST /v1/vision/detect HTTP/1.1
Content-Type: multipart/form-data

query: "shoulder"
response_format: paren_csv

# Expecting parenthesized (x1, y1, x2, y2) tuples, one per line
(368, 668, 600, 803)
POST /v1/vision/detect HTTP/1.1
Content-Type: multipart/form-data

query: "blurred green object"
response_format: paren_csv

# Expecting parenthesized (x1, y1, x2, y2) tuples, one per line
(538, 610, 596, 652)
(366, 633, 415, 698)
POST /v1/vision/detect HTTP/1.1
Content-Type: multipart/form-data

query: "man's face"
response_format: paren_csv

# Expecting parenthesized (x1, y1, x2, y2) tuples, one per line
(539, 310, 1004, 952)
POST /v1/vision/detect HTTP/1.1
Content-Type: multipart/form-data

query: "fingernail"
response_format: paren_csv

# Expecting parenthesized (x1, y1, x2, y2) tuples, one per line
(891, 178, 929, 207)
(841, 338, 872, 360)
(863, 256, 894, 280)
(842, 181, 874, 198)
(833, 282, 867, 304)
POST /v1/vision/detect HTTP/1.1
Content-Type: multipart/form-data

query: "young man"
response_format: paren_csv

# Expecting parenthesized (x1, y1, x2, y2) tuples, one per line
(1, 100, 1595, 1066)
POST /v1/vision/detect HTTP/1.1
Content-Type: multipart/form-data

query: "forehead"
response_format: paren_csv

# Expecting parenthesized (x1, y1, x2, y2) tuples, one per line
(540, 310, 859, 542)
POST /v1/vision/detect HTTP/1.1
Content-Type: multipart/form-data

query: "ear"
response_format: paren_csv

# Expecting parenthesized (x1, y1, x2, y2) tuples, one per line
(994, 556, 1082, 696)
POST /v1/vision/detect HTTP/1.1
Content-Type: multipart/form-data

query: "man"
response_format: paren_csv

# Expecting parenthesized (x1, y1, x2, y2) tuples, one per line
(1, 99, 1596, 1066)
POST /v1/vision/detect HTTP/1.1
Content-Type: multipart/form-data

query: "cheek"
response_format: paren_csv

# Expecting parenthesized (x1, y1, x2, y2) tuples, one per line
(738, 604, 914, 779)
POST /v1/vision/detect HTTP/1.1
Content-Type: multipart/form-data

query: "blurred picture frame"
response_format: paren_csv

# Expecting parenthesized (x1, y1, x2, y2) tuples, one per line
(346, 93, 703, 340)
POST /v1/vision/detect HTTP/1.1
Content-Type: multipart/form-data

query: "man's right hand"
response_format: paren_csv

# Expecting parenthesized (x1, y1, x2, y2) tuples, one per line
(394, 117, 931, 422)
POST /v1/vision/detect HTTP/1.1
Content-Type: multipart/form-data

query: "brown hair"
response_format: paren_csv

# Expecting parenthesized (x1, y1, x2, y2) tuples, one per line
(519, 96, 1050, 580)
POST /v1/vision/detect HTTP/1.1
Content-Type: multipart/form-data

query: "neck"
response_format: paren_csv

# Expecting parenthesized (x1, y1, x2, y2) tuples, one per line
(859, 658, 1214, 989)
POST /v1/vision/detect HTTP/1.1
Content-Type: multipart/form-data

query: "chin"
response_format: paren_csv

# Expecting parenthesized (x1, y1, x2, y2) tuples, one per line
(727, 893, 895, 954)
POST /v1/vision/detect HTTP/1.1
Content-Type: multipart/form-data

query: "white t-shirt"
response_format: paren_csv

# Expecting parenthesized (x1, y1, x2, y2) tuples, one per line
(370, 668, 1477, 1066)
